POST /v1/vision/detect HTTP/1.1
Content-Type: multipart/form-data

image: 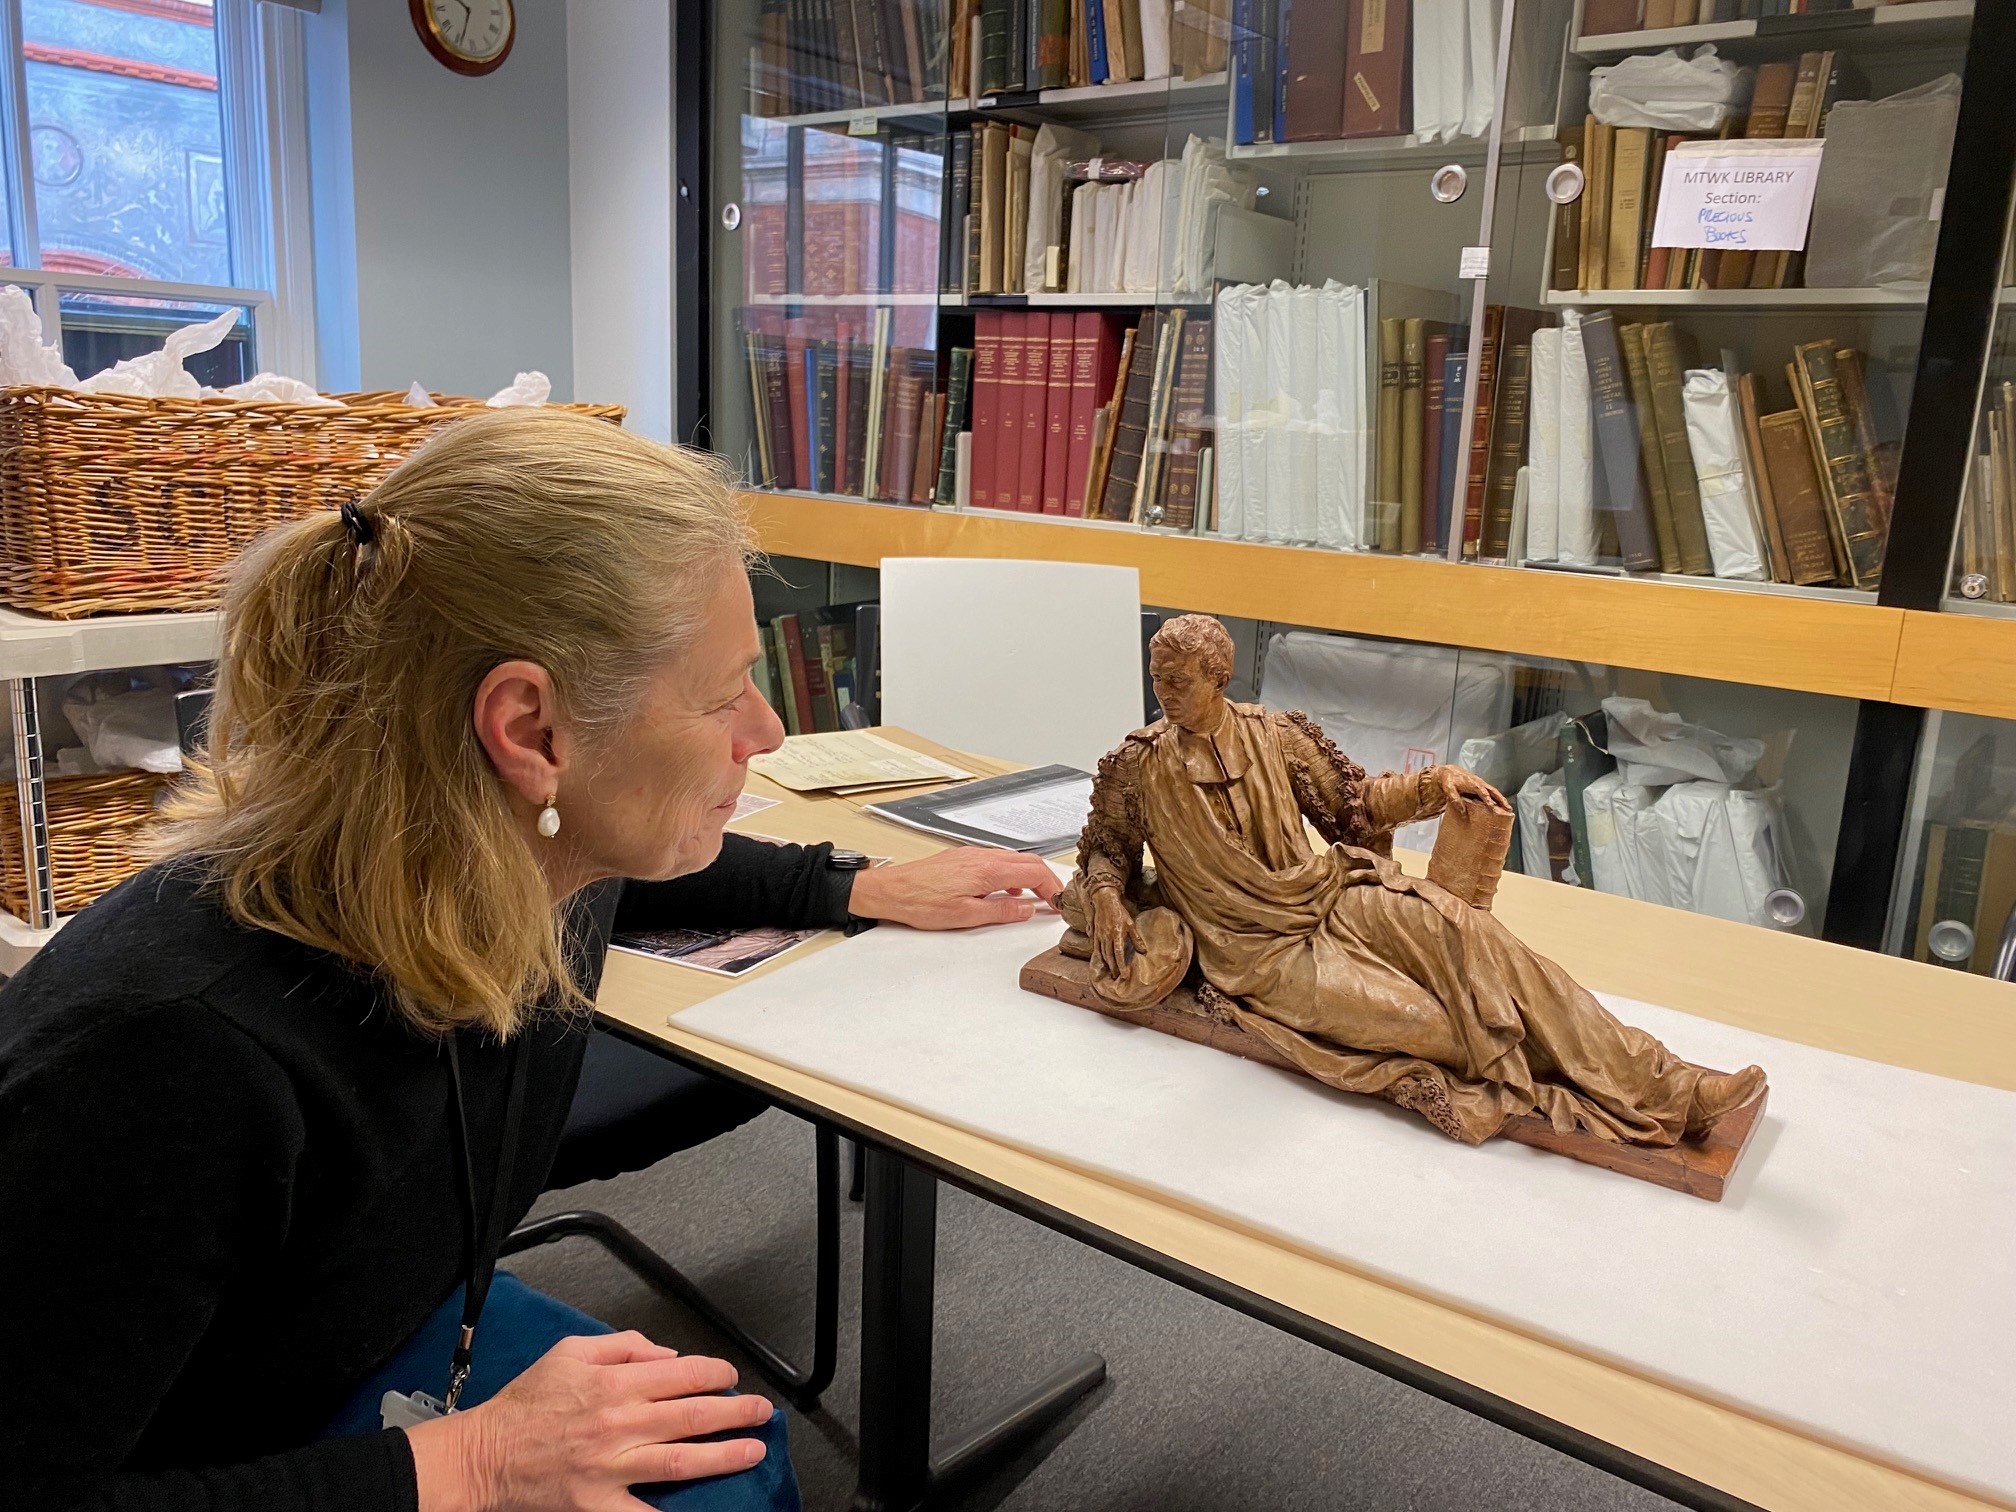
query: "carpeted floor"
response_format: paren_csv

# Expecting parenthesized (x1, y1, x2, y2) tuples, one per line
(505, 1108, 1682, 1512)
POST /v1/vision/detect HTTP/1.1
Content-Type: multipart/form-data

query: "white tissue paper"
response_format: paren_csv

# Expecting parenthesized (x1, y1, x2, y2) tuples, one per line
(1681, 368, 1767, 581)
(209, 373, 342, 406)
(1515, 768, 1565, 879)
(1588, 47, 1754, 133)
(485, 370, 552, 407)
(77, 308, 239, 398)
(1602, 695, 1766, 788)
(61, 674, 184, 775)
(403, 381, 439, 407)
(0, 285, 79, 387)
(1647, 780, 1791, 926)
(1458, 710, 1569, 794)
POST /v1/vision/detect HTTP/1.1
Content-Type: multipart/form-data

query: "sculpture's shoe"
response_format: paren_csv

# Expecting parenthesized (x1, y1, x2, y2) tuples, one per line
(1685, 1064, 1767, 1136)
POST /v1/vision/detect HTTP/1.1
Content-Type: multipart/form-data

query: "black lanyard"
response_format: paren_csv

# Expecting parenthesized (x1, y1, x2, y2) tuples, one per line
(441, 1032, 530, 1411)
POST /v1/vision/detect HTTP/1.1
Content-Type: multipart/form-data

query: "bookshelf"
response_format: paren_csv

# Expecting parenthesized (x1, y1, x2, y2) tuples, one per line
(1541, 287, 1929, 308)
(1572, 0, 1975, 56)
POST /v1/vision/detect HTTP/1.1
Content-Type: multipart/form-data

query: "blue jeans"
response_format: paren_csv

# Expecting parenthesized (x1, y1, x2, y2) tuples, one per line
(320, 1273, 800, 1511)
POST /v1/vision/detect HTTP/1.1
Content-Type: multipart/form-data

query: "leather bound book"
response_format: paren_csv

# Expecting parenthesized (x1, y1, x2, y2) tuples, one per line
(1637, 132, 1668, 288)
(1480, 341, 1532, 560)
(1793, 340, 1886, 588)
(1101, 311, 1161, 522)
(970, 311, 1003, 508)
(1161, 315, 1214, 531)
(1087, 324, 1137, 513)
(784, 317, 813, 492)
(1580, 309, 1662, 572)
(1642, 133, 1686, 291)
(1757, 407, 1840, 585)
(1400, 317, 1428, 553)
(1422, 330, 1451, 552)
(1580, 120, 1612, 291)
(1283, 0, 1349, 141)
(980, 0, 1011, 91)
(1715, 60, 1797, 288)
(1137, 310, 1186, 523)
(994, 311, 1026, 508)
(1753, 50, 1831, 288)
(776, 614, 818, 734)
(1343, 0, 1409, 138)
(1065, 311, 1122, 516)
(844, 337, 872, 495)
(1114, 0, 1142, 83)
(1579, 0, 1641, 32)
(1376, 317, 1404, 550)
(1605, 127, 1650, 290)
(1038, 0, 1069, 87)
(1642, 0, 1675, 28)
(1618, 321, 1680, 571)
(945, 131, 974, 294)
(1551, 126, 1583, 292)
(1835, 346, 1894, 530)
(813, 338, 840, 493)
(1460, 305, 1503, 555)
(1735, 371, 1791, 582)
(911, 384, 943, 504)
(935, 346, 973, 506)
(1646, 321, 1713, 574)
(745, 328, 775, 487)
(1042, 310, 1075, 513)
(757, 317, 797, 491)
(1017, 310, 1053, 511)
(833, 327, 854, 493)
(1437, 347, 1468, 549)
(979, 123, 1008, 292)
(887, 361, 924, 504)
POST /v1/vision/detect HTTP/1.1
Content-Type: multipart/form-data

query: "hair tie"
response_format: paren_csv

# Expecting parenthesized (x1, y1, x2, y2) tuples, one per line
(339, 498, 375, 548)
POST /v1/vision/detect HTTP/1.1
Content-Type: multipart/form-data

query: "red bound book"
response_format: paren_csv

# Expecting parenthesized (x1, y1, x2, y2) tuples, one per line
(1017, 311, 1052, 511)
(1343, 0, 1410, 139)
(784, 316, 812, 491)
(776, 612, 817, 735)
(1041, 312, 1074, 514)
(995, 314, 1026, 510)
(970, 312, 1002, 509)
(1064, 311, 1120, 517)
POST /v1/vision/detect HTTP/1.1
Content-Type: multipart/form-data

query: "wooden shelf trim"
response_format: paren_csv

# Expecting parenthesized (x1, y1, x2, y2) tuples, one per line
(1892, 610, 2016, 721)
(745, 492, 1907, 701)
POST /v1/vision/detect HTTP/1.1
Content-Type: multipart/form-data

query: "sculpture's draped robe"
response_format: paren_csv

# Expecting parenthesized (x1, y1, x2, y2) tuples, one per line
(1078, 705, 1709, 1145)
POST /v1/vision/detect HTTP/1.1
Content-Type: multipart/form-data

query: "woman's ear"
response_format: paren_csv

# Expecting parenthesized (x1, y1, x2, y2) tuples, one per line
(473, 660, 568, 809)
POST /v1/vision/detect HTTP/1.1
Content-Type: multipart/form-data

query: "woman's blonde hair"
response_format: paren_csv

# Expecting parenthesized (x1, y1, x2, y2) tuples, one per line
(158, 408, 752, 1038)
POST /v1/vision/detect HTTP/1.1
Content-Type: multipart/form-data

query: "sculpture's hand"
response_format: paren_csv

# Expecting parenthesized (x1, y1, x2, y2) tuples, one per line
(1089, 887, 1144, 980)
(1433, 765, 1512, 814)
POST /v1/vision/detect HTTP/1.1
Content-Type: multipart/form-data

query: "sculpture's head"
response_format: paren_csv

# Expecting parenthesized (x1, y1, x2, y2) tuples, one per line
(1149, 614, 1236, 734)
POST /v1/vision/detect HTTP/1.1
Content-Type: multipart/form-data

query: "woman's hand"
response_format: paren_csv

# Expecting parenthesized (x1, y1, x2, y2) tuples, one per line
(406, 1332, 772, 1512)
(1432, 765, 1511, 814)
(846, 847, 1063, 929)
(1089, 887, 1143, 980)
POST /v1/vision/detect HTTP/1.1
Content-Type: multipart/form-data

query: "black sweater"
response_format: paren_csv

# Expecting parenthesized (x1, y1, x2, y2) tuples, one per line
(0, 835, 854, 1512)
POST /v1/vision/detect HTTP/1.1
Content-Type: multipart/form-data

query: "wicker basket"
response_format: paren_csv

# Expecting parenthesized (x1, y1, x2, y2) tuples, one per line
(0, 387, 625, 618)
(0, 769, 176, 919)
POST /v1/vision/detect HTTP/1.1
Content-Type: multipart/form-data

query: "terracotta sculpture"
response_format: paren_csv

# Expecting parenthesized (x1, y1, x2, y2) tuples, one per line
(1044, 614, 1766, 1152)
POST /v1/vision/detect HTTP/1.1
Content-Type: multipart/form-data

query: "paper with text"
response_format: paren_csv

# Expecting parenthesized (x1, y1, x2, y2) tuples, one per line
(1650, 139, 1825, 253)
(936, 776, 1095, 845)
(748, 730, 971, 792)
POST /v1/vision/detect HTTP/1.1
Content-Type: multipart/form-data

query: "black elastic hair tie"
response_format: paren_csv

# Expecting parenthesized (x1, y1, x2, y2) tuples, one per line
(339, 498, 375, 548)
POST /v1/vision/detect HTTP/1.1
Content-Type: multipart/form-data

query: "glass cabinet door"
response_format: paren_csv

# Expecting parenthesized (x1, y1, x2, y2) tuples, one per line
(710, 0, 955, 504)
(1947, 164, 2016, 608)
(1890, 711, 2016, 977)
(1482, 0, 1977, 592)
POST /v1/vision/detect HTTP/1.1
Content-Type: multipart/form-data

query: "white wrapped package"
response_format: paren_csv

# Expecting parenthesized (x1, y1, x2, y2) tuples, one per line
(1649, 781, 1791, 927)
(1606, 779, 1669, 907)
(1526, 328, 1561, 562)
(1024, 123, 1100, 293)
(1603, 695, 1766, 787)
(1515, 768, 1565, 878)
(1262, 281, 1296, 542)
(486, 370, 552, 407)
(212, 373, 342, 406)
(1588, 47, 1753, 133)
(1287, 285, 1321, 545)
(1339, 283, 1370, 549)
(1139, 0, 1170, 81)
(1580, 770, 1633, 898)
(0, 285, 78, 387)
(1411, 0, 1462, 145)
(78, 308, 238, 398)
(1556, 311, 1597, 566)
(1314, 283, 1350, 549)
(1260, 630, 1517, 851)
(1460, 0, 1498, 139)
(1681, 369, 1766, 581)
(61, 673, 183, 775)
(1458, 710, 1568, 794)
(1213, 287, 1249, 539)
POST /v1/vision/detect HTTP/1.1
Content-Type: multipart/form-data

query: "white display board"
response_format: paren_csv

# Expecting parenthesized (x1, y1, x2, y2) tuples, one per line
(675, 913, 2016, 1502)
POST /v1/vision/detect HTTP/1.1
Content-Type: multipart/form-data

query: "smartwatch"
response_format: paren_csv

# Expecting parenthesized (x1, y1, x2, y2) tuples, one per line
(825, 848, 877, 935)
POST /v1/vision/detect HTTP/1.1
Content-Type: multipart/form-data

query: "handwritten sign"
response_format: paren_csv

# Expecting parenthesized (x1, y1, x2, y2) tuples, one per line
(1649, 140, 1826, 253)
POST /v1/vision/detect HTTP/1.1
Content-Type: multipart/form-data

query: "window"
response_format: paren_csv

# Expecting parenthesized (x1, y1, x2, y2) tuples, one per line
(0, 0, 312, 385)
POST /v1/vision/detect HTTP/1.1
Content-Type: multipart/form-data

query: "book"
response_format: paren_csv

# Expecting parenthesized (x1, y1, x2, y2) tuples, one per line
(1087, 323, 1138, 514)
(1756, 407, 1840, 585)
(1162, 314, 1214, 530)
(784, 317, 813, 490)
(995, 309, 1027, 507)
(944, 131, 974, 294)
(1928, 822, 1992, 970)
(1618, 321, 1681, 572)
(1606, 127, 1651, 291)
(775, 613, 817, 735)
(812, 339, 840, 493)
(1254, 0, 1276, 142)
(845, 333, 872, 495)
(1912, 822, 1948, 963)
(1735, 370, 1792, 583)
(1066, 311, 1123, 517)
(1560, 710, 1614, 890)
(1580, 309, 1661, 572)
(1637, 132, 1669, 288)
(1422, 330, 1451, 553)
(1579, 0, 1640, 31)
(1460, 306, 1502, 554)
(1581, 118, 1613, 292)
(1835, 347, 1895, 531)
(1138, 309, 1187, 522)
(1038, 0, 1069, 86)
(1087, 0, 1109, 80)
(1272, 0, 1292, 142)
(978, 123, 1009, 292)
(935, 346, 973, 506)
(1716, 60, 1798, 289)
(1400, 317, 1428, 553)
(1550, 126, 1583, 293)
(1017, 309, 1052, 511)
(1102, 311, 1162, 521)
(1283, 0, 1348, 141)
(911, 383, 943, 504)
(1231, 0, 1258, 142)
(1437, 347, 1468, 550)
(797, 615, 839, 731)
(1343, 0, 1408, 137)
(1645, 322, 1713, 574)
(970, 312, 1003, 508)
(1042, 310, 1074, 513)
(1376, 316, 1404, 550)
(1792, 340, 1886, 589)
(1480, 341, 1533, 560)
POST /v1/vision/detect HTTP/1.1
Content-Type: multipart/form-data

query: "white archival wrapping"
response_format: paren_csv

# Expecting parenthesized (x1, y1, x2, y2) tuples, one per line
(1526, 328, 1562, 563)
(672, 913, 2016, 1501)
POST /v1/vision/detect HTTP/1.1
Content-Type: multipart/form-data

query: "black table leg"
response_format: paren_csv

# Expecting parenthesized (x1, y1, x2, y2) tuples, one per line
(851, 1146, 1106, 1512)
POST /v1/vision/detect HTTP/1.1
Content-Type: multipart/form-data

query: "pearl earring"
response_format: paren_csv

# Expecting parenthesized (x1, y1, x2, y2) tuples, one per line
(536, 796, 560, 838)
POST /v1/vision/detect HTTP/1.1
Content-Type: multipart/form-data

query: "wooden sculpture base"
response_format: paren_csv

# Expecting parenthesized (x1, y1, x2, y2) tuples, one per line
(1020, 947, 1766, 1202)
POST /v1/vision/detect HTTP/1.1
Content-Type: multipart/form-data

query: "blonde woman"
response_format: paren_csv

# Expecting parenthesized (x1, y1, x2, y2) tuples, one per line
(0, 411, 1060, 1512)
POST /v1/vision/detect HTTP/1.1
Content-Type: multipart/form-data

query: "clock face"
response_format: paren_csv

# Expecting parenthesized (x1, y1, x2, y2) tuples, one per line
(416, 0, 515, 72)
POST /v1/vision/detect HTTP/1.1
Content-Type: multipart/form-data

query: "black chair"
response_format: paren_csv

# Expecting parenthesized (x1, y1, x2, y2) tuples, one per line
(502, 1031, 842, 1409)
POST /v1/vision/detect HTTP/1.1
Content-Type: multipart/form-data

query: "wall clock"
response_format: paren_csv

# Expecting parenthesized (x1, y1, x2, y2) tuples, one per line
(410, 0, 516, 76)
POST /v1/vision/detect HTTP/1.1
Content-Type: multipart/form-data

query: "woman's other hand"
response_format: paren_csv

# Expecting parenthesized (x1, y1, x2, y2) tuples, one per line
(406, 1331, 771, 1512)
(846, 847, 1063, 929)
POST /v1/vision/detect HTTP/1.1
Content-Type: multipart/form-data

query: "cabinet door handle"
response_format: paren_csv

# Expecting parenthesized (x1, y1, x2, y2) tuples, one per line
(720, 202, 743, 231)
(1545, 162, 1585, 206)
(1429, 164, 1468, 204)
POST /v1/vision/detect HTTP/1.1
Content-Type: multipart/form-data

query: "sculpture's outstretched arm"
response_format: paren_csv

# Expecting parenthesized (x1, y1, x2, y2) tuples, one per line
(1275, 710, 1438, 855)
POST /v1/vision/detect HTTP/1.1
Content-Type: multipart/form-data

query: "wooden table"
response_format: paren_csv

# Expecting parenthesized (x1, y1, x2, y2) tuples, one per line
(594, 730, 2016, 1512)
